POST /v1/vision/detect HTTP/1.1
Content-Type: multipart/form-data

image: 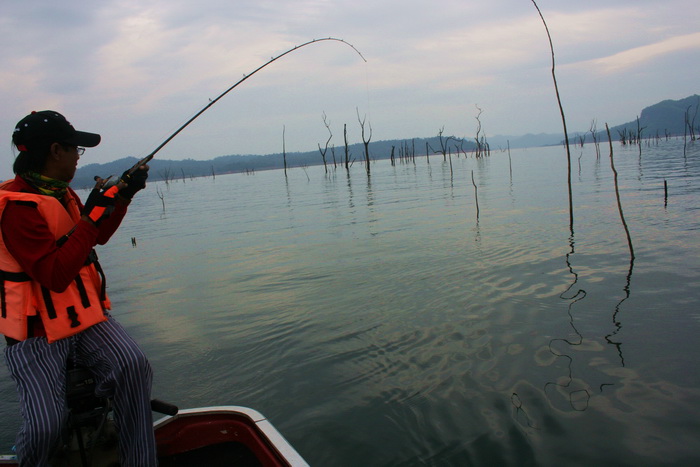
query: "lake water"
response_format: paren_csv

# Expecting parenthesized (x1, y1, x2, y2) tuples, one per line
(1, 140, 699, 466)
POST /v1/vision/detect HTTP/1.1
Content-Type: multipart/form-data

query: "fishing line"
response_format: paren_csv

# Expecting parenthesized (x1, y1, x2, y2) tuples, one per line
(125, 37, 367, 175)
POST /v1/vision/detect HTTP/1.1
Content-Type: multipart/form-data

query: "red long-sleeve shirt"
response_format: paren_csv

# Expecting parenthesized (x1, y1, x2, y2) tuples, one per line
(1, 175, 127, 292)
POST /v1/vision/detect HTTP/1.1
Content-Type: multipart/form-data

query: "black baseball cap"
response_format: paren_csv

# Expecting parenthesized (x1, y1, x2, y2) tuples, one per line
(12, 110, 101, 152)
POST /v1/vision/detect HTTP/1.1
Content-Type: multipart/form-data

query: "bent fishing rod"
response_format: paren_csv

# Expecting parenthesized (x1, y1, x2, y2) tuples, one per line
(115, 37, 366, 181)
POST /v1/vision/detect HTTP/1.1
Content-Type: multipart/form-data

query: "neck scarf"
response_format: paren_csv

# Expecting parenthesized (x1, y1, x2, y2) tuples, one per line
(21, 172, 69, 199)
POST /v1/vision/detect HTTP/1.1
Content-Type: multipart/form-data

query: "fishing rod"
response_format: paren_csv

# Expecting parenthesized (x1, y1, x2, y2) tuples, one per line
(121, 37, 367, 179)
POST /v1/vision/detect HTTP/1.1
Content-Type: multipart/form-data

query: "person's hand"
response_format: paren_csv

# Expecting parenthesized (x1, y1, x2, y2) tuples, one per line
(82, 185, 118, 225)
(118, 166, 149, 200)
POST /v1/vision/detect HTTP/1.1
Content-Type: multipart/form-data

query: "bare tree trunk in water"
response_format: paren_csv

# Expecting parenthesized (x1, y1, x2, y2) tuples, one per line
(357, 108, 372, 176)
(606, 123, 635, 261)
(318, 112, 332, 174)
(531, 0, 573, 233)
(344, 124, 351, 171)
(282, 125, 287, 179)
(471, 170, 479, 220)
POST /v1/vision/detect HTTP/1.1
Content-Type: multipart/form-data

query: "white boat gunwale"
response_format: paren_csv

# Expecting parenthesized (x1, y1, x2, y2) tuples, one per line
(154, 405, 310, 467)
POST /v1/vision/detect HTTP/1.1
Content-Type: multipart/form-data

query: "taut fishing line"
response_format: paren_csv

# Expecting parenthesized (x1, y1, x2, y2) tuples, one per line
(123, 37, 367, 176)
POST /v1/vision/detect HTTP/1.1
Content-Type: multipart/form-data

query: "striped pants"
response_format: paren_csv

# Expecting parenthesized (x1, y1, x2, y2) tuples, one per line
(4, 316, 156, 466)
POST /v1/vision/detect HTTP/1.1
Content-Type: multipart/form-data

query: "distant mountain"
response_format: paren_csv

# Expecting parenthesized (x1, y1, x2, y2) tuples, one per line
(522, 95, 700, 146)
(608, 94, 699, 138)
(72, 94, 699, 188)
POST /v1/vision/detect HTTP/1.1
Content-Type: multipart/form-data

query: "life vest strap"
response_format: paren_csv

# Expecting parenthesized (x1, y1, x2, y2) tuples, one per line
(74, 274, 91, 309)
(0, 270, 32, 319)
(86, 249, 108, 302)
(40, 286, 57, 320)
(0, 270, 31, 282)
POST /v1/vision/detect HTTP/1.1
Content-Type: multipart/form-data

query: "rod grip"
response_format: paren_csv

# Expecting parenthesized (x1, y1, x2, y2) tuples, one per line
(151, 399, 179, 416)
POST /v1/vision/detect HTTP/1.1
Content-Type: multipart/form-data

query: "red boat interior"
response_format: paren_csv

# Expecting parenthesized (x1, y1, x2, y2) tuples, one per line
(156, 412, 289, 467)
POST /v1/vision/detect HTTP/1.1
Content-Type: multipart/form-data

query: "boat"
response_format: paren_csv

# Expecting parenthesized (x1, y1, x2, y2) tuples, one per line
(1, 404, 308, 467)
(155, 405, 309, 467)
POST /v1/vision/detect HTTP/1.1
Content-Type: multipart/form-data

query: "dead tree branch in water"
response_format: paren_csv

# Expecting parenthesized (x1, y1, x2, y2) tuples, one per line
(683, 103, 699, 157)
(589, 120, 600, 160)
(617, 128, 628, 146)
(606, 123, 635, 261)
(687, 97, 699, 141)
(437, 127, 448, 162)
(282, 125, 288, 178)
(159, 167, 174, 188)
(531, 0, 573, 232)
(474, 105, 490, 158)
(635, 116, 646, 157)
(432, 127, 460, 162)
(343, 123, 352, 170)
(156, 185, 166, 212)
(507, 140, 513, 180)
(471, 170, 480, 220)
(357, 108, 372, 175)
(318, 112, 332, 174)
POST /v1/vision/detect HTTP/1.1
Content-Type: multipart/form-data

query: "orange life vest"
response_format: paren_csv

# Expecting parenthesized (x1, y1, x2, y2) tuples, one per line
(0, 185, 109, 343)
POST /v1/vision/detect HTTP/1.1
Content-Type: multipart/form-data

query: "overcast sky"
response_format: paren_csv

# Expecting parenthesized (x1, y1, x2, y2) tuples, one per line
(1, 0, 699, 179)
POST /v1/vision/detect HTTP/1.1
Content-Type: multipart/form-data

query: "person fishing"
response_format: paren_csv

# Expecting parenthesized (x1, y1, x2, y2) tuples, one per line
(0, 110, 156, 466)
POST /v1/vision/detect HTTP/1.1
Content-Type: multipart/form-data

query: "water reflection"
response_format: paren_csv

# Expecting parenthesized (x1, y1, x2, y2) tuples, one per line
(544, 288, 589, 411)
(345, 170, 354, 210)
(605, 256, 634, 367)
(540, 232, 594, 411)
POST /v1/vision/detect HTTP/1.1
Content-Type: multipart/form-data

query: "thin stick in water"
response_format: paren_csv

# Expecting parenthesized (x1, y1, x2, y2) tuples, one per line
(606, 123, 635, 261)
(531, 0, 573, 232)
(471, 170, 479, 220)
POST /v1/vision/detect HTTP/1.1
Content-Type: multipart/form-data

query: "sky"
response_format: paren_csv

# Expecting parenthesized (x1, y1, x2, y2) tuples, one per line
(1, 0, 699, 179)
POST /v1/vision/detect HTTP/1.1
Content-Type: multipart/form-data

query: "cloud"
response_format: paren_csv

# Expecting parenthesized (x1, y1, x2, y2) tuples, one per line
(583, 32, 700, 74)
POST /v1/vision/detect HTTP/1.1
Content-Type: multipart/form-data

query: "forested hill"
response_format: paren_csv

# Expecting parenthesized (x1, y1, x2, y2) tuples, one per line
(72, 136, 477, 188)
(72, 94, 699, 188)
(604, 94, 699, 139)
